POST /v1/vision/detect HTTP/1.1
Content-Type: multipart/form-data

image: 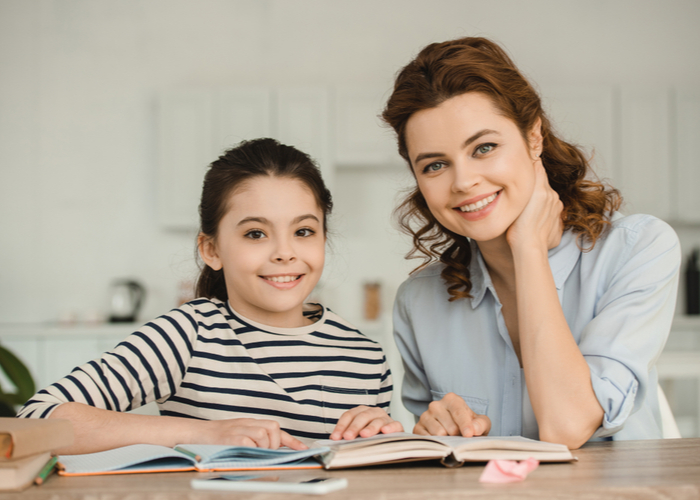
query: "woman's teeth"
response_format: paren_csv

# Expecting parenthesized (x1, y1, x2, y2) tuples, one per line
(459, 192, 498, 213)
(265, 275, 300, 283)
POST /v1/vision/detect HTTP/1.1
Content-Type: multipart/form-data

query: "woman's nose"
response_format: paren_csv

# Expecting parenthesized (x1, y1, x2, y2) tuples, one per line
(451, 161, 480, 193)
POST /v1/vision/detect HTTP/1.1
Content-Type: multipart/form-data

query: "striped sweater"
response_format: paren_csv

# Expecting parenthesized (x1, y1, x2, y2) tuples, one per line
(17, 298, 392, 440)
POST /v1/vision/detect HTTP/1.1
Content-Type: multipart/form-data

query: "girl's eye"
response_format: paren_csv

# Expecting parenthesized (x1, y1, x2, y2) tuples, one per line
(422, 162, 446, 174)
(245, 230, 266, 240)
(474, 143, 497, 156)
(295, 228, 315, 237)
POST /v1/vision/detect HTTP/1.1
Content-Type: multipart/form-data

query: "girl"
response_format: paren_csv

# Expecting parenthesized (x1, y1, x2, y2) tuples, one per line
(18, 138, 402, 454)
(382, 37, 680, 449)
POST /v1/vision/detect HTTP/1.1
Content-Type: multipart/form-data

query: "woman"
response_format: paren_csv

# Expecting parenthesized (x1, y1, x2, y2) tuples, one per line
(382, 37, 680, 449)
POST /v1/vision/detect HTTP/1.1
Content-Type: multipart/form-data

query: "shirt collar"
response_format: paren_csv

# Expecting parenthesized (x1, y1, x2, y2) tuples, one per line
(468, 230, 582, 309)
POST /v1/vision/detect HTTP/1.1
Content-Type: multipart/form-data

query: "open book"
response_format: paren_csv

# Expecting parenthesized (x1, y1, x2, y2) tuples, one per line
(57, 443, 328, 476)
(310, 433, 575, 469)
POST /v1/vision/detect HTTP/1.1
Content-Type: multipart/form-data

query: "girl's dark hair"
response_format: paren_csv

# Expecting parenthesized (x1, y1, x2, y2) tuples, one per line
(195, 138, 332, 301)
(382, 36, 621, 301)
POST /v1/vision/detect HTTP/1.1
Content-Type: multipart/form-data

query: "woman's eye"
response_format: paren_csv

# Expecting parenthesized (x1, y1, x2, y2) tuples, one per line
(245, 230, 265, 240)
(474, 143, 496, 156)
(422, 162, 445, 174)
(296, 228, 315, 237)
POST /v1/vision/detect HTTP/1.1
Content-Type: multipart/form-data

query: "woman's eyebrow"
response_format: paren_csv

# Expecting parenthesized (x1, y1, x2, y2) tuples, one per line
(413, 129, 500, 164)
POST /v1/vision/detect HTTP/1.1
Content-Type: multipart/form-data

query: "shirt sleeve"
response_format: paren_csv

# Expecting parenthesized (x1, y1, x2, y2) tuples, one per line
(579, 216, 681, 438)
(393, 279, 432, 421)
(16, 305, 198, 419)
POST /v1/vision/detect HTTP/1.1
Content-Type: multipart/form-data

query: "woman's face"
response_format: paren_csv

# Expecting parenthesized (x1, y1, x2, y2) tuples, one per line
(405, 92, 542, 244)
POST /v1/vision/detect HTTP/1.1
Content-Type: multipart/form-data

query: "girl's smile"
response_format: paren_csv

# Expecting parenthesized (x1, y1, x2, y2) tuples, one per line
(199, 175, 325, 328)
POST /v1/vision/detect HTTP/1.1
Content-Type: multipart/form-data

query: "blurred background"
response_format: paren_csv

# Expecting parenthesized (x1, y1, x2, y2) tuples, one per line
(1, 0, 699, 434)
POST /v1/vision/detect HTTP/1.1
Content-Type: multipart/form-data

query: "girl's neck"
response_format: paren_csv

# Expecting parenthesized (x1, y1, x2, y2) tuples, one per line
(228, 301, 313, 329)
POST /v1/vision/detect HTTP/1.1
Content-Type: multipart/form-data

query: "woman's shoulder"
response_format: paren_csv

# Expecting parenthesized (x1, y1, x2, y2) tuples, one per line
(602, 213, 679, 251)
(396, 262, 451, 304)
(586, 212, 680, 272)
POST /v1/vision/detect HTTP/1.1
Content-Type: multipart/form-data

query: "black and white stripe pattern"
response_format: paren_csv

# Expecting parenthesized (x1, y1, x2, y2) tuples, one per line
(18, 299, 392, 440)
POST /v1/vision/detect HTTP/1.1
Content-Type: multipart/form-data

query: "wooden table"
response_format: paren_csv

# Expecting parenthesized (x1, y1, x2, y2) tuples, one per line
(4, 438, 700, 499)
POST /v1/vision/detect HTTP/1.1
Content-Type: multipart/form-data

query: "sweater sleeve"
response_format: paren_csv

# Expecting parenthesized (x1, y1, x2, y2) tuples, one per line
(16, 305, 198, 419)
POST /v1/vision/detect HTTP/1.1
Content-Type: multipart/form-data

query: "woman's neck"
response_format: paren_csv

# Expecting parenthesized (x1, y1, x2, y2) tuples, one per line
(476, 234, 516, 290)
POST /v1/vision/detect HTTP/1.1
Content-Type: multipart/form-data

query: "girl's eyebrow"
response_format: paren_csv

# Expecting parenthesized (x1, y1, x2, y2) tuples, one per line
(413, 128, 500, 164)
(237, 214, 320, 226)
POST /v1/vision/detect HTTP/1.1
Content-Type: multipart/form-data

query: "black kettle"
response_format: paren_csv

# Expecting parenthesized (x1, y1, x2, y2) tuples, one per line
(108, 280, 145, 323)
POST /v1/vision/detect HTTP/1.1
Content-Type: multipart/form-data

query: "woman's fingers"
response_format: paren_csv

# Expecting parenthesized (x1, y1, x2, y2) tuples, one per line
(416, 393, 489, 438)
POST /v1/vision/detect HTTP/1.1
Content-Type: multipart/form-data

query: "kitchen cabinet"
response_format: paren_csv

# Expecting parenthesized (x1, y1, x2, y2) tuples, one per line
(541, 85, 617, 183)
(675, 89, 700, 223)
(619, 89, 673, 220)
(0, 324, 131, 393)
(157, 87, 331, 229)
(333, 86, 399, 167)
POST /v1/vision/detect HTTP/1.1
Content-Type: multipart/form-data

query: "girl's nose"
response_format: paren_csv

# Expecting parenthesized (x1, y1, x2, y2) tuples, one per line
(272, 239, 296, 263)
(451, 161, 480, 194)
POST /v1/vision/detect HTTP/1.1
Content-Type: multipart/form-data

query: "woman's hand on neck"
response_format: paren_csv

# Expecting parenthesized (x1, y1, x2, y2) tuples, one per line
(506, 158, 564, 260)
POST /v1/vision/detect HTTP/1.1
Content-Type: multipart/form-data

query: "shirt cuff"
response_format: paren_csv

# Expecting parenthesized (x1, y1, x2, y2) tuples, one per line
(586, 355, 639, 438)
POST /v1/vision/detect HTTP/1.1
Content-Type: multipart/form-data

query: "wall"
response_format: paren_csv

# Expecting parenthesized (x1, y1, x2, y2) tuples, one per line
(1, 0, 700, 324)
(1, 0, 700, 430)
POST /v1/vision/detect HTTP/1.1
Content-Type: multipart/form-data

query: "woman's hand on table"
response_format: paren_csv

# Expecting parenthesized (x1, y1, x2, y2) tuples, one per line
(414, 392, 491, 437)
(330, 406, 404, 440)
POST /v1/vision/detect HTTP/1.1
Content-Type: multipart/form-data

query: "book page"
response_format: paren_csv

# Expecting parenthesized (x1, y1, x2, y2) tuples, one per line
(58, 444, 195, 474)
(174, 444, 327, 469)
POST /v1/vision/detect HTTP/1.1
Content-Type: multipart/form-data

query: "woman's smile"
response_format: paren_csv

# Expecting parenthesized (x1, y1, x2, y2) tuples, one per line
(406, 92, 538, 242)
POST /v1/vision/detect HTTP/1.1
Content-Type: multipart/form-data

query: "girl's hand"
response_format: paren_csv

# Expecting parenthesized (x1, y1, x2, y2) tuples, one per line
(197, 418, 308, 450)
(330, 406, 404, 440)
(506, 158, 564, 252)
(414, 392, 491, 437)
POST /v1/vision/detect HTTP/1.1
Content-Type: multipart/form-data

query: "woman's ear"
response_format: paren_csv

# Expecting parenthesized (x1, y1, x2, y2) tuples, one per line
(528, 117, 543, 158)
(198, 233, 223, 271)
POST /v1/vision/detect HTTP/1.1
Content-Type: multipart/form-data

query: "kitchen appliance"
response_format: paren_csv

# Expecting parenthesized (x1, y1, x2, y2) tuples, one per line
(108, 280, 145, 323)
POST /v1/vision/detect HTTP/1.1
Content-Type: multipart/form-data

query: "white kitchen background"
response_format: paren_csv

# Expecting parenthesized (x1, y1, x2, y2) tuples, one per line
(1, 0, 700, 435)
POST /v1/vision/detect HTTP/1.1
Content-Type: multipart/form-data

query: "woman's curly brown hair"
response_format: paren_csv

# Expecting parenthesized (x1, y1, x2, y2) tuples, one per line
(382, 37, 621, 301)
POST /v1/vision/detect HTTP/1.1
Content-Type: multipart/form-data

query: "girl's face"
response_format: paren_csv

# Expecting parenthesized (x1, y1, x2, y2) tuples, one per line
(405, 92, 542, 244)
(199, 175, 325, 328)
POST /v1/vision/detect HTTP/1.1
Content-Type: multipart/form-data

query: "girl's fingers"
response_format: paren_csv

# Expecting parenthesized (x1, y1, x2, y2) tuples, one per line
(280, 431, 308, 450)
(342, 407, 385, 440)
(380, 420, 404, 435)
(330, 406, 366, 440)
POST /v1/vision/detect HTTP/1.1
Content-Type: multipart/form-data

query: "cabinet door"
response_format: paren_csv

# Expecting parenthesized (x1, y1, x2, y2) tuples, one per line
(675, 89, 700, 223)
(276, 87, 333, 190)
(333, 86, 398, 167)
(541, 85, 617, 184)
(157, 90, 213, 229)
(619, 89, 672, 219)
(215, 88, 272, 154)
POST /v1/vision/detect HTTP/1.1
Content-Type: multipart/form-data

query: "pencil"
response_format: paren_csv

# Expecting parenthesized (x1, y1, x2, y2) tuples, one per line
(34, 456, 58, 486)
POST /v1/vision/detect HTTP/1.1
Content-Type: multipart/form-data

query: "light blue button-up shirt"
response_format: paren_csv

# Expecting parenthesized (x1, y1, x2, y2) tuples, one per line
(393, 213, 680, 441)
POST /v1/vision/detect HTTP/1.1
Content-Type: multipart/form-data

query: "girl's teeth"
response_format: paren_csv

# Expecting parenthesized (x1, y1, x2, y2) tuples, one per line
(266, 275, 299, 283)
(459, 192, 498, 212)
